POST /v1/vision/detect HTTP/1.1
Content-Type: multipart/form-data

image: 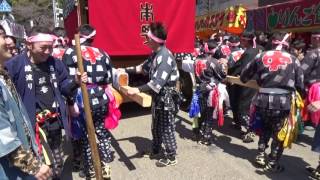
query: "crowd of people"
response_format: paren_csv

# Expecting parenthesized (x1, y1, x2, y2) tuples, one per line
(186, 29, 320, 179)
(0, 20, 320, 180)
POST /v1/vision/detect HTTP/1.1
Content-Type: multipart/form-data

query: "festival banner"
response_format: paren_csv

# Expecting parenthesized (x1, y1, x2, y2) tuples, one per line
(195, 11, 225, 33)
(89, 0, 195, 56)
(253, 8, 267, 32)
(64, 8, 78, 45)
(266, 0, 320, 31)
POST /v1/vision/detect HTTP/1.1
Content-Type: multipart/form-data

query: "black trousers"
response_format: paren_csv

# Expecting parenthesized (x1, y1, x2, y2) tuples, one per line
(256, 108, 290, 164)
(152, 103, 177, 156)
(200, 106, 215, 141)
(81, 106, 112, 174)
(230, 84, 256, 130)
(198, 91, 215, 141)
(46, 129, 64, 177)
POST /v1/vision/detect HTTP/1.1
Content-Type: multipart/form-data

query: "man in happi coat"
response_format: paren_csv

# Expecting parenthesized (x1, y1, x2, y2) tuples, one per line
(62, 24, 115, 179)
(51, 26, 85, 176)
(0, 33, 53, 180)
(301, 31, 320, 180)
(51, 27, 69, 60)
(228, 32, 262, 143)
(219, 35, 245, 130)
(5, 26, 83, 179)
(213, 35, 231, 60)
(240, 32, 304, 173)
(192, 38, 227, 145)
(125, 22, 180, 167)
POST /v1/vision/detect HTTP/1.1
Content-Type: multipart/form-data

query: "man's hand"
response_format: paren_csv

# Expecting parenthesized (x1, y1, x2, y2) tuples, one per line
(307, 101, 320, 113)
(35, 164, 52, 180)
(127, 87, 140, 95)
(75, 72, 88, 84)
(68, 103, 80, 117)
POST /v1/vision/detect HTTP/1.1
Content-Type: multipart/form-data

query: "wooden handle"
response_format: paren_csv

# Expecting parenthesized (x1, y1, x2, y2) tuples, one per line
(226, 76, 259, 89)
(74, 34, 103, 180)
(119, 86, 152, 107)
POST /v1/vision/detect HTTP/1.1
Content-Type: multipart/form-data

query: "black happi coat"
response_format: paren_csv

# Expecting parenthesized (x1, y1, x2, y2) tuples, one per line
(62, 46, 113, 110)
(213, 45, 231, 59)
(240, 50, 304, 110)
(300, 48, 320, 86)
(228, 47, 260, 113)
(194, 57, 226, 92)
(142, 46, 179, 94)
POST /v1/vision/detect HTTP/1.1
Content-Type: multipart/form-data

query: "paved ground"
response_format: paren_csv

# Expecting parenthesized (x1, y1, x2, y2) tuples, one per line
(62, 103, 318, 180)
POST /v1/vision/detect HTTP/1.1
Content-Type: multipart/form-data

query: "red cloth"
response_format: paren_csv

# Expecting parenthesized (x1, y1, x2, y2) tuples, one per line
(88, 0, 195, 56)
(104, 86, 121, 130)
(303, 82, 320, 126)
(210, 86, 224, 127)
(64, 9, 78, 46)
(195, 59, 207, 78)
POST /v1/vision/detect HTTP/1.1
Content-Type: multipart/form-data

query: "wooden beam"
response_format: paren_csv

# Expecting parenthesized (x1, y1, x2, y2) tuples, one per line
(119, 86, 152, 107)
(226, 76, 259, 89)
(74, 34, 103, 180)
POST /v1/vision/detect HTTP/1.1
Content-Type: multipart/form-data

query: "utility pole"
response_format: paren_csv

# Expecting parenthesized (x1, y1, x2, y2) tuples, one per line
(52, 0, 57, 27)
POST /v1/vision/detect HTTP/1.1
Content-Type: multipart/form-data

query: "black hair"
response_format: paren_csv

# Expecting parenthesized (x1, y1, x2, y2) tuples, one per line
(207, 39, 218, 50)
(79, 24, 95, 36)
(292, 39, 306, 49)
(195, 40, 201, 48)
(228, 35, 240, 43)
(28, 26, 51, 37)
(52, 27, 67, 37)
(255, 32, 266, 45)
(271, 31, 290, 50)
(242, 31, 255, 39)
(78, 24, 96, 45)
(149, 22, 167, 43)
(5, 35, 16, 45)
(242, 32, 255, 46)
(271, 31, 287, 42)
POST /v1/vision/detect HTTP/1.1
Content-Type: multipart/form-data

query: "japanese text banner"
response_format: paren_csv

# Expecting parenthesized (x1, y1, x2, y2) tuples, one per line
(89, 0, 195, 56)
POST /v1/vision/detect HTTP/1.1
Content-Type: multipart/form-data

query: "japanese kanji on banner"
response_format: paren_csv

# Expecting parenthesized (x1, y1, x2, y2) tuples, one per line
(88, 0, 195, 56)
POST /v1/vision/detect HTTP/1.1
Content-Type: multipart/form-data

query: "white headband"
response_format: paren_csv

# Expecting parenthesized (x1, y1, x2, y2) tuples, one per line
(27, 33, 57, 43)
(72, 30, 97, 45)
(274, 33, 291, 50)
(147, 30, 166, 43)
